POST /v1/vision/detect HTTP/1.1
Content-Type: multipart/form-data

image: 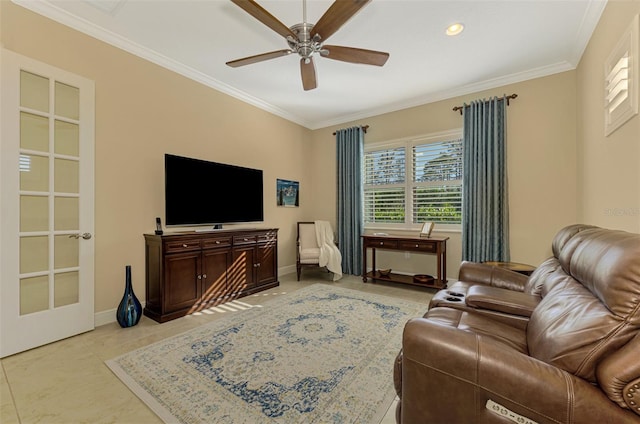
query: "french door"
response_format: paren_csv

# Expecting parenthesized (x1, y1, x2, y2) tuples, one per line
(1, 49, 95, 357)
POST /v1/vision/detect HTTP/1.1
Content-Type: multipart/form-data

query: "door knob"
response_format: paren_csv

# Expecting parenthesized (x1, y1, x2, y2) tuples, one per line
(69, 232, 92, 240)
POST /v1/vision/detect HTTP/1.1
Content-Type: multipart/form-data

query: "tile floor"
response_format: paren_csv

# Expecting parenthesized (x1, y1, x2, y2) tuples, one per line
(1, 270, 435, 424)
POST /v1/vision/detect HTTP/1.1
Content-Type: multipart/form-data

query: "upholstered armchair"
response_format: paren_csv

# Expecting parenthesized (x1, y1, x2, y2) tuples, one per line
(296, 221, 342, 281)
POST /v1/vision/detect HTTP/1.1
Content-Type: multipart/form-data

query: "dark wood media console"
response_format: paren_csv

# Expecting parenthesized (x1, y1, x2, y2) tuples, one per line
(144, 228, 278, 323)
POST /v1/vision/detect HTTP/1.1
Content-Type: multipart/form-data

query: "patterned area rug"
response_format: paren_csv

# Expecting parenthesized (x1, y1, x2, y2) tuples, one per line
(106, 284, 427, 423)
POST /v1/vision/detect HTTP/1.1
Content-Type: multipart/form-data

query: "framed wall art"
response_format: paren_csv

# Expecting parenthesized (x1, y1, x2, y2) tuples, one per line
(276, 179, 299, 207)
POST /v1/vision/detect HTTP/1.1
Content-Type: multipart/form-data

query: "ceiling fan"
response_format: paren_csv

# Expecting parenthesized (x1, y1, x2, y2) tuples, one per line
(226, 0, 389, 91)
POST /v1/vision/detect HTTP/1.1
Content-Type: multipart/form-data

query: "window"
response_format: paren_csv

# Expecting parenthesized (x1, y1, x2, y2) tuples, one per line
(604, 14, 638, 136)
(364, 147, 406, 223)
(364, 130, 463, 229)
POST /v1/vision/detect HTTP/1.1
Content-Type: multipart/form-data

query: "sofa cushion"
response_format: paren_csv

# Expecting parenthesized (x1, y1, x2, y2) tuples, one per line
(465, 285, 540, 317)
(299, 247, 320, 263)
(528, 228, 640, 383)
(426, 307, 528, 353)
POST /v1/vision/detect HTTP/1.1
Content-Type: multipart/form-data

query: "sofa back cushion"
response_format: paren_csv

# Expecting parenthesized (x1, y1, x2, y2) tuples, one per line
(524, 224, 599, 296)
(550, 223, 599, 259)
(527, 228, 640, 383)
(524, 257, 560, 296)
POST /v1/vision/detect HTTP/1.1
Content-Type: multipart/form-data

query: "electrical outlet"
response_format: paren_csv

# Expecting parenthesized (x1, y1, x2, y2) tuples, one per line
(404, 252, 410, 259)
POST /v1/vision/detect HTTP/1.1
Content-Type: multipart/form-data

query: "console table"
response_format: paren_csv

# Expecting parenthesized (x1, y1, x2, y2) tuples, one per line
(362, 234, 449, 289)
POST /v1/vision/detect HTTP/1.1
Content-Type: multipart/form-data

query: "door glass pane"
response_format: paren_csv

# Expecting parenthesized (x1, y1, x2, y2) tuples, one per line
(20, 112, 49, 152)
(54, 197, 79, 231)
(20, 196, 48, 232)
(20, 276, 49, 315)
(54, 120, 79, 156)
(54, 272, 79, 307)
(54, 159, 79, 193)
(20, 71, 49, 112)
(20, 236, 48, 274)
(54, 235, 78, 269)
(20, 154, 49, 191)
(55, 82, 79, 120)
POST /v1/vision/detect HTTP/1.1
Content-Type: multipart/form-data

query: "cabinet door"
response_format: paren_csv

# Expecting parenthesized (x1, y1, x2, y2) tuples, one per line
(256, 242, 277, 286)
(164, 252, 201, 314)
(201, 248, 230, 305)
(230, 245, 257, 292)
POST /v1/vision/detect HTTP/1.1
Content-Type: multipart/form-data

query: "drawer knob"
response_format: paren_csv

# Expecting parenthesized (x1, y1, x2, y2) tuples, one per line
(182, 244, 188, 248)
(416, 244, 419, 248)
(379, 242, 383, 245)
(202, 274, 207, 279)
(215, 241, 220, 244)
(197, 275, 202, 280)
(244, 238, 249, 241)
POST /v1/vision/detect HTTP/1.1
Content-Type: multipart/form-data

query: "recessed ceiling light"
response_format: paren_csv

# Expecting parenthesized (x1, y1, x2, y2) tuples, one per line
(446, 23, 465, 36)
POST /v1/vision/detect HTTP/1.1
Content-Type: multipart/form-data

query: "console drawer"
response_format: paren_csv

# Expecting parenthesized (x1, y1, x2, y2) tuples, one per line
(233, 235, 257, 245)
(165, 239, 201, 253)
(257, 233, 277, 244)
(367, 239, 398, 249)
(202, 236, 232, 249)
(398, 240, 437, 253)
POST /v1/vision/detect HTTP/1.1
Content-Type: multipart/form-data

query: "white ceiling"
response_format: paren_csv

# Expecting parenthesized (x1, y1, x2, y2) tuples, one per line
(15, 0, 607, 129)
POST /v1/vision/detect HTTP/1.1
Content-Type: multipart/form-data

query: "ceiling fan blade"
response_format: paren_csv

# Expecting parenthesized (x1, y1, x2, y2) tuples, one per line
(321, 45, 389, 66)
(300, 58, 317, 91)
(226, 49, 292, 67)
(231, 0, 298, 40)
(310, 0, 371, 42)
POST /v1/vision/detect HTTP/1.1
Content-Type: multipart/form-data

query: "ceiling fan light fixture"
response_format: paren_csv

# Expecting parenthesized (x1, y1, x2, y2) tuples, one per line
(446, 23, 464, 36)
(228, 0, 389, 90)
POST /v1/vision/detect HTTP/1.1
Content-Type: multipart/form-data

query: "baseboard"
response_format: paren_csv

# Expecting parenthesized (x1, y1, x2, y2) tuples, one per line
(94, 307, 116, 327)
(95, 266, 296, 326)
(94, 302, 147, 327)
(278, 264, 296, 276)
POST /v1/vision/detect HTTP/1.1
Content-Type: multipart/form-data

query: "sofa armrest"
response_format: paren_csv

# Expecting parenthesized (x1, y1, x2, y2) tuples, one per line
(458, 261, 529, 292)
(465, 285, 540, 317)
(399, 318, 638, 424)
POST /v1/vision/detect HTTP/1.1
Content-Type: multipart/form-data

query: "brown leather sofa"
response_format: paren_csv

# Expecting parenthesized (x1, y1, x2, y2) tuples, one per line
(394, 225, 640, 423)
(428, 224, 598, 329)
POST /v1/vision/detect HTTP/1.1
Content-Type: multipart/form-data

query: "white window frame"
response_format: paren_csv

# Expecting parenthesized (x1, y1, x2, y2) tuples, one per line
(364, 129, 463, 232)
(604, 14, 638, 136)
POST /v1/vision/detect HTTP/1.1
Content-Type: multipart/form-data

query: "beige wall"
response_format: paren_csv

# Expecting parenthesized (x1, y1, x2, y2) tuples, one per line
(311, 71, 579, 279)
(577, 0, 640, 232)
(1, 2, 315, 313)
(3, 0, 638, 314)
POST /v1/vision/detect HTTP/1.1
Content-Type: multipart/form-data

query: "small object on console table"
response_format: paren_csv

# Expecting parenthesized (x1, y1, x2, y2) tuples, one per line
(361, 234, 449, 289)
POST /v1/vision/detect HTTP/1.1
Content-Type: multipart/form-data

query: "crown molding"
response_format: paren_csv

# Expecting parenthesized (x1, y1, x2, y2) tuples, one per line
(11, 0, 314, 129)
(310, 60, 575, 130)
(12, 0, 604, 131)
(568, 0, 607, 66)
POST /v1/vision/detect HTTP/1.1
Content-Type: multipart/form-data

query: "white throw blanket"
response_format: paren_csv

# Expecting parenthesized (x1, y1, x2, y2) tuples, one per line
(315, 220, 343, 281)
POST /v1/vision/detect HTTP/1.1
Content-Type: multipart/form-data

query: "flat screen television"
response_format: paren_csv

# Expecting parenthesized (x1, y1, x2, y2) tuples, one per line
(164, 154, 263, 226)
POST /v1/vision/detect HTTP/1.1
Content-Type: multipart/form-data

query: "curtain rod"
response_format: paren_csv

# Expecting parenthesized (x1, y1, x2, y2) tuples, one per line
(333, 125, 369, 136)
(452, 94, 518, 115)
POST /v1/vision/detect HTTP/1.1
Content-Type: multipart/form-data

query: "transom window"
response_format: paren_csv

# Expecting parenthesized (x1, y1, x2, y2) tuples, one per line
(364, 130, 463, 229)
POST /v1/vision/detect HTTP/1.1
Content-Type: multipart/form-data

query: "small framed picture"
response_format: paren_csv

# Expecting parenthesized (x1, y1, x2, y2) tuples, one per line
(276, 179, 299, 207)
(420, 222, 434, 238)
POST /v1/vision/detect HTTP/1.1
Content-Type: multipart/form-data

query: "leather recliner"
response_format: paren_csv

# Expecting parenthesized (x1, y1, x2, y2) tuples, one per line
(428, 224, 599, 329)
(394, 225, 640, 423)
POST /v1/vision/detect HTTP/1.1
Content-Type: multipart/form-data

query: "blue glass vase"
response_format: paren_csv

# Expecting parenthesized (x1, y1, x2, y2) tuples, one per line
(116, 265, 142, 328)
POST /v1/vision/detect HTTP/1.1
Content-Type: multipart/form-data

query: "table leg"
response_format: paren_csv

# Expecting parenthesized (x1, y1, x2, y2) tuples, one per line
(372, 247, 376, 278)
(362, 243, 368, 282)
(436, 244, 442, 287)
(442, 241, 447, 287)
